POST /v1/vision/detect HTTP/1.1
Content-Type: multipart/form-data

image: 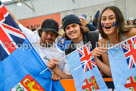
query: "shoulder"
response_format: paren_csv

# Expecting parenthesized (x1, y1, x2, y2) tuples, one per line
(125, 28, 136, 38)
(99, 38, 107, 43)
(65, 43, 76, 55)
(87, 31, 99, 39)
(87, 31, 99, 35)
(86, 31, 99, 45)
(128, 28, 136, 36)
(98, 38, 108, 47)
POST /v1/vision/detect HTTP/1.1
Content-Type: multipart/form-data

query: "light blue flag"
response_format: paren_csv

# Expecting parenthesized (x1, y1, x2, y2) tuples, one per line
(66, 43, 108, 91)
(108, 36, 136, 91)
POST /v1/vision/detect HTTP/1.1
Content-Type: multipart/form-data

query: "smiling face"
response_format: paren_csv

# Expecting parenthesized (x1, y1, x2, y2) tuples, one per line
(101, 9, 117, 36)
(40, 30, 57, 47)
(65, 23, 83, 43)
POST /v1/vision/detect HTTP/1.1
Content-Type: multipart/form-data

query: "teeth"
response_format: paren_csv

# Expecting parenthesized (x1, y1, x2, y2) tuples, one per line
(71, 33, 75, 35)
(105, 26, 111, 29)
(71, 32, 75, 35)
(105, 26, 111, 27)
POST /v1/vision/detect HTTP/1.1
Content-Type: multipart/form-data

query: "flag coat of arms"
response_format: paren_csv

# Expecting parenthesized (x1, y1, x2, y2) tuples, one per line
(0, 2, 64, 91)
(108, 36, 136, 91)
(66, 43, 108, 91)
(125, 76, 136, 90)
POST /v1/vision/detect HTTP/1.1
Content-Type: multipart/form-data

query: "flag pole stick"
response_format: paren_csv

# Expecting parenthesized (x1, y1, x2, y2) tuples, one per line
(39, 56, 66, 74)
(74, 56, 94, 70)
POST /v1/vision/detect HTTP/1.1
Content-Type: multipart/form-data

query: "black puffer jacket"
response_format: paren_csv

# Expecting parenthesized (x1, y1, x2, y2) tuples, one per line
(65, 31, 99, 55)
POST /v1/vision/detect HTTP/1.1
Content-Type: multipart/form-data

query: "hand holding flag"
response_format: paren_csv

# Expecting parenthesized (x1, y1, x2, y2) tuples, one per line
(91, 47, 108, 57)
(47, 58, 60, 69)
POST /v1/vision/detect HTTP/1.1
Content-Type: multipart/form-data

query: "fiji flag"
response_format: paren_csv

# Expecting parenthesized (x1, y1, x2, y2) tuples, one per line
(66, 43, 108, 91)
(108, 36, 136, 91)
(0, 2, 64, 91)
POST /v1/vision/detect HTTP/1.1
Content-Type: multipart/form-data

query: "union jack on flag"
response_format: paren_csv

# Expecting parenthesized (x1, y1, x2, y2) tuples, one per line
(0, 3, 26, 61)
(121, 36, 136, 69)
(78, 43, 96, 72)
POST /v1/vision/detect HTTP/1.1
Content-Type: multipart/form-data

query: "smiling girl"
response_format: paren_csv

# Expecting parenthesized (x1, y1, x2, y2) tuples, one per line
(96, 6, 136, 77)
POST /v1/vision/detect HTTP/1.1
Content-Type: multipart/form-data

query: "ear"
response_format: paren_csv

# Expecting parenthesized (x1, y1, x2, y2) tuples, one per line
(38, 29, 42, 37)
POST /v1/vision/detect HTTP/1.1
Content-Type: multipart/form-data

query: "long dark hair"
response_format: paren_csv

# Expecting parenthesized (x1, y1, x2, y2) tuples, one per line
(98, 6, 134, 41)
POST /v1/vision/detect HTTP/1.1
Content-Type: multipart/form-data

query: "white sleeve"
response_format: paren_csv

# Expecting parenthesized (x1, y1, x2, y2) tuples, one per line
(19, 24, 40, 44)
(62, 57, 71, 75)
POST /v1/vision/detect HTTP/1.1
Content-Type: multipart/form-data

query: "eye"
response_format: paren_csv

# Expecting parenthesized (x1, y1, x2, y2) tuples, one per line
(65, 26, 70, 30)
(109, 15, 115, 20)
(102, 17, 106, 21)
(72, 24, 77, 27)
(109, 17, 114, 20)
(51, 32, 57, 36)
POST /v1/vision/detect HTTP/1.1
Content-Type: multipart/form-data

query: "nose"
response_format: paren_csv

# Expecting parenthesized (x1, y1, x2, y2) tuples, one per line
(46, 33, 52, 38)
(105, 19, 110, 24)
(105, 19, 112, 24)
(69, 27, 74, 32)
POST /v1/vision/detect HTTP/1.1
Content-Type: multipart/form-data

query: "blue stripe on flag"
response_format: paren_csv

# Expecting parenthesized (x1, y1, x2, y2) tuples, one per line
(0, 44, 8, 61)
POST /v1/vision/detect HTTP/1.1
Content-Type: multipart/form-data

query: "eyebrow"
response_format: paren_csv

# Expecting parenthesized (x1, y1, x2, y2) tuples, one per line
(102, 15, 114, 18)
